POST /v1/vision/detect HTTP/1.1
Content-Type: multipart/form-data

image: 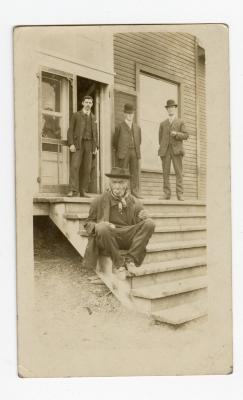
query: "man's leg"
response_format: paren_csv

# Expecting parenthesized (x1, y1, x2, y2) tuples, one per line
(171, 152, 183, 197)
(80, 140, 93, 193)
(69, 148, 83, 193)
(129, 149, 140, 194)
(161, 148, 171, 197)
(95, 222, 124, 267)
(117, 153, 129, 169)
(115, 219, 155, 266)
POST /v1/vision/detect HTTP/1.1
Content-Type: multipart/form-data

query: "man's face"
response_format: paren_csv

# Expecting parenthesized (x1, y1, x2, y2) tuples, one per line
(82, 98, 93, 112)
(124, 112, 134, 122)
(166, 106, 177, 117)
(110, 178, 128, 197)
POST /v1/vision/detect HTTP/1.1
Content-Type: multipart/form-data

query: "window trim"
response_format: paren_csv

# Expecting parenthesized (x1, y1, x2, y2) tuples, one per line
(135, 63, 185, 122)
(38, 66, 73, 191)
(135, 63, 184, 174)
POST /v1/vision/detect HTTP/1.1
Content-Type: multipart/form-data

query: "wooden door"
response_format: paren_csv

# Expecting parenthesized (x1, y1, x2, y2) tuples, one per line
(39, 69, 73, 194)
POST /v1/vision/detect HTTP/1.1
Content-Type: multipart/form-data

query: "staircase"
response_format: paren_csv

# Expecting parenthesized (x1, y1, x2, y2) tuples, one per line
(34, 196, 207, 326)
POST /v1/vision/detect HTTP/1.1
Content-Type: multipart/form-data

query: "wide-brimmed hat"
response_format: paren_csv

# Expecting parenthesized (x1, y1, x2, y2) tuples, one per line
(105, 167, 130, 179)
(165, 99, 178, 108)
(123, 103, 135, 114)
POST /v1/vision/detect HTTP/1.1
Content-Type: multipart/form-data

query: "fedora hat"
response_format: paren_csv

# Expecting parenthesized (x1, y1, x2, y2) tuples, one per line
(165, 99, 178, 108)
(105, 167, 130, 179)
(123, 103, 135, 114)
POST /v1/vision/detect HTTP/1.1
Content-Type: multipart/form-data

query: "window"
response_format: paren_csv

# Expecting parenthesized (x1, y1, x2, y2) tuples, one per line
(40, 70, 71, 186)
(139, 73, 179, 171)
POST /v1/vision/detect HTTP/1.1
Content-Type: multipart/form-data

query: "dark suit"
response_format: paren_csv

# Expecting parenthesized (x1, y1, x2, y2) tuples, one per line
(67, 110, 98, 193)
(158, 118, 188, 196)
(112, 121, 141, 194)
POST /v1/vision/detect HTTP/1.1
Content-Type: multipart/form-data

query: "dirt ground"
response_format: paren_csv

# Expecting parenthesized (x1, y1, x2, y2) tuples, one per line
(32, 217, 211, 377)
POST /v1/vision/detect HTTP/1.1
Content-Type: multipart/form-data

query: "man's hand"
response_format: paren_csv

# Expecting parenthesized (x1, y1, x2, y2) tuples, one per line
(170, 130, 177, 137)
(138, 210, 149, 220)
(70, 144, 76, 153)
(95, 221, 115, 232)
(93, 148, 98, 155)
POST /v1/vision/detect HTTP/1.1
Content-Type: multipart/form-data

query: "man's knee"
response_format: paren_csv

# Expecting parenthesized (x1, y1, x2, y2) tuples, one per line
(95, 222, 111, 237)
(142, 218, 156, 232)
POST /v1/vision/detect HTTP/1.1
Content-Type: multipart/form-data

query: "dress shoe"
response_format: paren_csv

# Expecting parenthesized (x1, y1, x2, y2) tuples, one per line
(67, 191, 80, 197)
(159, 194, 171, 200)
(79, 190, 89, 198)
(177, 194, 184, 201)
(131, 191, 143, 199)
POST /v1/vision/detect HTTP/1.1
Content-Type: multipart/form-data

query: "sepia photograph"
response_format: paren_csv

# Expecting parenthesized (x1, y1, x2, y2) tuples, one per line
(14, 24, 232, 377)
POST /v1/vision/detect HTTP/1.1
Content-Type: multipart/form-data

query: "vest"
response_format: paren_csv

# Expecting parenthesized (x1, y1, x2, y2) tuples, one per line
(83, 113, 93, 140)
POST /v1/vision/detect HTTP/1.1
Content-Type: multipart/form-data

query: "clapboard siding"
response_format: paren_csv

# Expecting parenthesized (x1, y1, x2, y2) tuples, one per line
(198, 52, 207, 198)
(113, 32, 202, 199)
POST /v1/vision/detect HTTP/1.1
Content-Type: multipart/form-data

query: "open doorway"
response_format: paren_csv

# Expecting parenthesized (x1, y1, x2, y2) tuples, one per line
(76, 76, 101, 194)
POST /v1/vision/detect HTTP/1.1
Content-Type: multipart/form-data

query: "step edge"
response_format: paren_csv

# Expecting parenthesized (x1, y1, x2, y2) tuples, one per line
(147, 240, 207, 252)
(152, 306, 207, 325)
(131, 257, 207, 276)
(131, 276, 208, 299)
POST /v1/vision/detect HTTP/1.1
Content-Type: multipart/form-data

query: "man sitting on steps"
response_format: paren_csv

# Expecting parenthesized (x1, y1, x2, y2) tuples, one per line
(83, 167, 155, 275)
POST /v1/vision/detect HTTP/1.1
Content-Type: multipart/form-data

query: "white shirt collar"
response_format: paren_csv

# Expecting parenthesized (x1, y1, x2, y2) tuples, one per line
(83, 109, 91, 116)
(168, 115, 176, 123)
(125, 119, 133, 128)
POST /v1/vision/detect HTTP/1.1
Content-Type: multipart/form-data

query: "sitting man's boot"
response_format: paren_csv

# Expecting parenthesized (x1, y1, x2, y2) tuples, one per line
(125, 256, 140, 276)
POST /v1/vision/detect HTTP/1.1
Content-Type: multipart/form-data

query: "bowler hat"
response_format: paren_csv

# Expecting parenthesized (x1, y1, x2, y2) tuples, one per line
(165, 99, 178, 108)
(123, 103, 135, 114)
(105, 167, 130, 179)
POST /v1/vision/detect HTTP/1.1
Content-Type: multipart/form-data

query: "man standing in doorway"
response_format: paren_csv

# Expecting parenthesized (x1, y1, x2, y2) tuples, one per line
(67, 95, 98, 197)
(113, 103, 142, 199)
(158, 99, 188, 201)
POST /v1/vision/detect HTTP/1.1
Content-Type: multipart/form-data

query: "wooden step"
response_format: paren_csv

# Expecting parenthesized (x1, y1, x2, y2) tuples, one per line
(147, 239, 206, 252)
(64, 213, 88, 220)
(152, 225, 206, 242)
(131, 276, 207, 299)
(151, 301, 207, 325)
(64, 212, 206, 220)
(155, 225, 206, 233)
(142, 200, 206, 214)
(129, 256, 206, 276)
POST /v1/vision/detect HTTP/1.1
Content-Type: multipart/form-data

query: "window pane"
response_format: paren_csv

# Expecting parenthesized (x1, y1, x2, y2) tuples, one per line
(42, 114, 61, 139)
(42, 72, 61, 112)
(140, 74, 178, 171)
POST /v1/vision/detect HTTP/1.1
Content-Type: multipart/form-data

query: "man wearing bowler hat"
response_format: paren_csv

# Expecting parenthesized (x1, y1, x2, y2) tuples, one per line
(113, 103, 142, 198)
(83, 167, 155, 274)
(158, 99, 189, 201)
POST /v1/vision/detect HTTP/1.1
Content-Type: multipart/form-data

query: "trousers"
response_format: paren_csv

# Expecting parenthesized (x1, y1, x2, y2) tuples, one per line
(161, 145, 183, 196)
(69, 140, 93, 193)
(117, 148, 139, 193)
(95, 218, 155, 267)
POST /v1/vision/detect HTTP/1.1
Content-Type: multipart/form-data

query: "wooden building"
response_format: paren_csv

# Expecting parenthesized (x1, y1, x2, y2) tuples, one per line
(15, 26, 207, 325)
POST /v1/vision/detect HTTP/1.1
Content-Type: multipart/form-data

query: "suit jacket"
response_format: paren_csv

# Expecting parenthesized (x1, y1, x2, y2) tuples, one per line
(158, 118, 188, 157)
(67, 110, 98, 152)
(112, 121, 141, 159)
(83, 191, 144, 269)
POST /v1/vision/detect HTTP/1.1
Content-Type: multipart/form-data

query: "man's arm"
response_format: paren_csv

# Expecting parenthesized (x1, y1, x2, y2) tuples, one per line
(67, 113, 76, 146)
(175, 121, 189, 141)
(83, 197, 99, 235)
(158, 123, 163, 144)
(112, 125, 120, 152)
(134, 200, 150, 222)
